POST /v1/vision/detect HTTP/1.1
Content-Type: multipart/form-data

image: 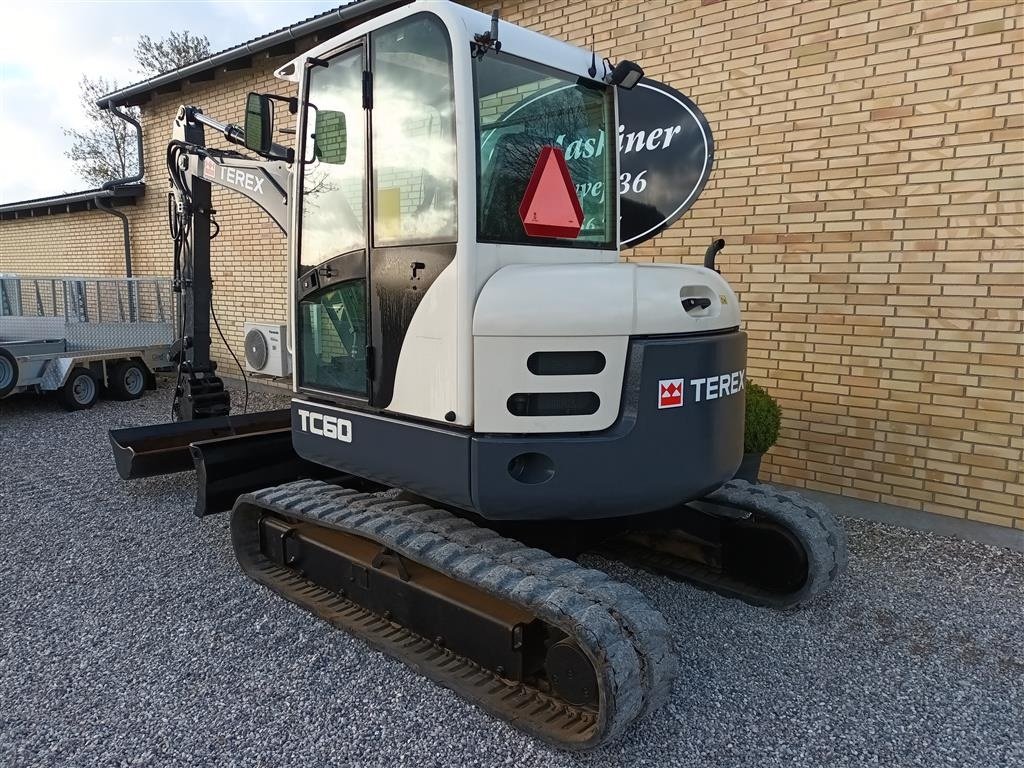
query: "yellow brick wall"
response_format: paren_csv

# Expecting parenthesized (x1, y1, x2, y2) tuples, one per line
(1, 1, 1021, 529)
(466, 0, 1024, 528)
(0, 211, 127, 276)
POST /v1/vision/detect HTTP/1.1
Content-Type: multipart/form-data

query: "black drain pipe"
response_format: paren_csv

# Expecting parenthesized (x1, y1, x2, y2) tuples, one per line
(96, 101, 144, 278)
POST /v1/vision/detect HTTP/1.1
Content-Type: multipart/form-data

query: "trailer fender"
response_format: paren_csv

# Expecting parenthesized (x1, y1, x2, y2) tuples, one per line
(39, 356, 104, 391)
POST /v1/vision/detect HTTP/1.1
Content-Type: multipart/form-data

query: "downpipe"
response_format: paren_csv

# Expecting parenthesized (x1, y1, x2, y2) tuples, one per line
(96, 101, 144, 280)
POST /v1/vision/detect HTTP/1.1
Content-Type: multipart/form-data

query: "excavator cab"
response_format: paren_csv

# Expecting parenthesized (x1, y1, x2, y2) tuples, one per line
(280, 7, 617, 413)
(227, 4, 747, 520)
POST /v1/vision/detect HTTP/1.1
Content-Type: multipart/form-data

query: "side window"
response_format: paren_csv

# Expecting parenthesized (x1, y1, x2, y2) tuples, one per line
(300, 48, 366, 271)
(298, 281, 368, 396)
(371, 16, 457, 246)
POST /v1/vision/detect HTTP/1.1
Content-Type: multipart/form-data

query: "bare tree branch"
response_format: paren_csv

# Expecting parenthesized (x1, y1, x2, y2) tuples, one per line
(62, 76, 139, 187)
(134, 30, 211, 78)
(63, 31, 211, 187)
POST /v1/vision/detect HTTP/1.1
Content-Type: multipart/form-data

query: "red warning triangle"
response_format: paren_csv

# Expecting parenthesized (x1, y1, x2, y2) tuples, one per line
(518, 146, 584, 239)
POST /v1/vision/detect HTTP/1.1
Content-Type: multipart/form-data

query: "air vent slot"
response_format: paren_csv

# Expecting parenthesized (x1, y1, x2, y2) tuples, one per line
(527, 351, 605, 376)
(507, 392, 600, 417)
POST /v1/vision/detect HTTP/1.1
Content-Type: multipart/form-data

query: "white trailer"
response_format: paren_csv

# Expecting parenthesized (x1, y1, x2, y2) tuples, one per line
(0, 275, 174, 409)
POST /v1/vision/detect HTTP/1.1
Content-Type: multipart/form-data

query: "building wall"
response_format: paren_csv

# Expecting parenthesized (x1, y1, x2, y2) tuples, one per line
(467, 0, 1024, 528)
(1, 0, 1021, 529)
(0, 210, 127, 277)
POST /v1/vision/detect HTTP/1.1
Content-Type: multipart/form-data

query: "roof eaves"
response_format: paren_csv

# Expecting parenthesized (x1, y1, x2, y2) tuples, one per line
(0, 184, 145, 219)
(96, 0, 410, 109)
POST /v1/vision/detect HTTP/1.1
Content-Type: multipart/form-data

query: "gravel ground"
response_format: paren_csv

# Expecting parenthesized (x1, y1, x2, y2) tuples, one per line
(1, 385, 1022, 768)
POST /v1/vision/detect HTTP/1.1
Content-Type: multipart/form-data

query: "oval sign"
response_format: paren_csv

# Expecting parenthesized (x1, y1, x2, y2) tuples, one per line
(617, 79, 714, 248)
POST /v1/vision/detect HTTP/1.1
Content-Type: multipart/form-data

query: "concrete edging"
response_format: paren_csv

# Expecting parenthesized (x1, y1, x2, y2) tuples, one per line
(782, 484, 1024, 553)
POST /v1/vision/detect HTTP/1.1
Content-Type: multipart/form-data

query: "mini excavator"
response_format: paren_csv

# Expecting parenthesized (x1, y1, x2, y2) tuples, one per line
(110, 2, 846, 749)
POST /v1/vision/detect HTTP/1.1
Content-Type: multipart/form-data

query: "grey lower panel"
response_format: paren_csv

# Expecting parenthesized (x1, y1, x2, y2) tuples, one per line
(472, 332, 747, 520)
(291, 401, 473, 510)
(291, 331, 746, 523)
(0, 340, 66, 356)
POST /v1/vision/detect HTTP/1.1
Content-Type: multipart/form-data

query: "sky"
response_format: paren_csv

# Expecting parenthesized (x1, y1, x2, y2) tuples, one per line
(0, 0, 340, 203)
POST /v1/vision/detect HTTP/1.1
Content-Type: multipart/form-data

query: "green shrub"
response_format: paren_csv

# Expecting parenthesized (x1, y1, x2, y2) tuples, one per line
(744, 380, 781, 454)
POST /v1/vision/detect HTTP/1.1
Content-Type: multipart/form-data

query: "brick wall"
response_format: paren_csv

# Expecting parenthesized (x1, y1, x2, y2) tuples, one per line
(1, 0, 1020, 529)
(465, 0, 1023, 528)
(0, 210, 126, 276)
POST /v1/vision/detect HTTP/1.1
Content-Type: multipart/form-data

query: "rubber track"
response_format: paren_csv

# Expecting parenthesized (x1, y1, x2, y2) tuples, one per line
(231, 479, 678, 750)
(609, 480, 848, 609)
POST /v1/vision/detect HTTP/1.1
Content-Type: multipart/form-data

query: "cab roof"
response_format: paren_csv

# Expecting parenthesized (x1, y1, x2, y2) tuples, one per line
(276, 2, 605, 87)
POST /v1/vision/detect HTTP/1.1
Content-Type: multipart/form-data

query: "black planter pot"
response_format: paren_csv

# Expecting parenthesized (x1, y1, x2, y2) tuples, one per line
(734, 452, 764, 483)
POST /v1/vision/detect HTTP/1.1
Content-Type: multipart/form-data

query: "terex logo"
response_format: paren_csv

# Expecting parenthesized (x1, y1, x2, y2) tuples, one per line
(657, 369, 747, 409)
(690, 369, 745, 402)
(298, 409, 352, 442)
(218, 166, 265, 194)
(658, 378, 685, 409)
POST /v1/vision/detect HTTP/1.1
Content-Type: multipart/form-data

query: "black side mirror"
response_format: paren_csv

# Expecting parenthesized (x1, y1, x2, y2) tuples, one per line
(313, 110, 347, 165)
(244, 92, 274, 155)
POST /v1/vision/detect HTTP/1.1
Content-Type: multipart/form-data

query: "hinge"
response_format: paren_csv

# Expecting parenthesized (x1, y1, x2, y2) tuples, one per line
(362, 70, 373, 110)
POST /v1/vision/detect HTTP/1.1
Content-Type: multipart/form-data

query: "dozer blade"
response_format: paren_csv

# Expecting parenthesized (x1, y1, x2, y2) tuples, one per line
(231, 479, 678, 750)
(602, 480, 848, 609)
(108, 409, 290, 480)
(189, 428, 341, 517)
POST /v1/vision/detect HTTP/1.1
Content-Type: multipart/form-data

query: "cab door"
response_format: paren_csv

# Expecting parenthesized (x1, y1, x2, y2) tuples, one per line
(295, 43, 371, 401)
(295, 14, 458, 412)
(366, 14, 457, 410)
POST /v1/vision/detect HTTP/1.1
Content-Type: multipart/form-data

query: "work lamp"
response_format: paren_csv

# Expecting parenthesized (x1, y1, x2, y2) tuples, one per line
(608, 60, 644, 89)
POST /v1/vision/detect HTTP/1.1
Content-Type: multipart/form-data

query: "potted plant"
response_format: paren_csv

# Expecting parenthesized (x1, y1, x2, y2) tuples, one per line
(735, 380, 781, 483)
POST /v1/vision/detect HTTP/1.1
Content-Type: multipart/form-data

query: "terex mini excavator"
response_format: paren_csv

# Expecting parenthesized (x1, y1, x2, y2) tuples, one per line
(109, 3, 846, 749)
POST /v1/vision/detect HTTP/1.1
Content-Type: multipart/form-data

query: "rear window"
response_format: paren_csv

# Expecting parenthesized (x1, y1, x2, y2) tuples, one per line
(474, 54, 615, 249)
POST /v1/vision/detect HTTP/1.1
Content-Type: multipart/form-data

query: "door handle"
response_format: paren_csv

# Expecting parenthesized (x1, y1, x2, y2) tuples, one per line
(681, 297, 712, 312)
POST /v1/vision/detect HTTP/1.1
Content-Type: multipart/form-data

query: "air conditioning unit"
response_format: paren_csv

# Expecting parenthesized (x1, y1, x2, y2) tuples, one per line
(243, 322, 290, 377)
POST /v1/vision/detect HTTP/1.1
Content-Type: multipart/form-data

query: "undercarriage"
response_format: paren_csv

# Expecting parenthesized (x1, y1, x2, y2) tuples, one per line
(110, 415, 846, 749)
(227, 476, 845, 749)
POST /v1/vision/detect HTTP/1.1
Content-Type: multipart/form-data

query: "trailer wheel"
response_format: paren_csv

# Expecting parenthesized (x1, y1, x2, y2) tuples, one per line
(59, 368, 99, 410)
(0, 347, 18, 398)
(108, 359, 147, 401)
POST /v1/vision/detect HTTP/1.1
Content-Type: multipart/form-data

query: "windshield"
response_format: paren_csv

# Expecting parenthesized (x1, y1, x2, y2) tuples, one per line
(474, 54, 615, 249)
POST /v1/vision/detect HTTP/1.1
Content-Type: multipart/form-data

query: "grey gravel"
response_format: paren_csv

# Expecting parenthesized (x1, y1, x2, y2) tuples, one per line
(1, 384, 1022, 768)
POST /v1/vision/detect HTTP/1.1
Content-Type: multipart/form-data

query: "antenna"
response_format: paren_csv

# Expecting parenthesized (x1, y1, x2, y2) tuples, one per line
(586, 4, 597, 77)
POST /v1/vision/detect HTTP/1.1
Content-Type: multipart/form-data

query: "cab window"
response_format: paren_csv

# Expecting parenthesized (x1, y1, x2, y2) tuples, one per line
(475, 54, 615, 248)
(298, 281, 368, 396)
(300, 47, 366, 271)
(371, 15, 457, 246)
